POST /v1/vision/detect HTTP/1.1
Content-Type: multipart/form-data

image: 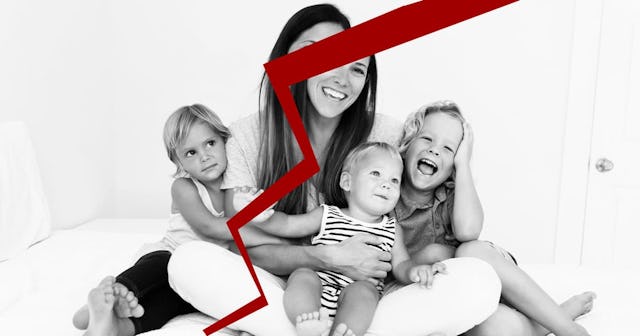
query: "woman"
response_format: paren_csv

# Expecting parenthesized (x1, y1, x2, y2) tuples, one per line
(168, 4, 501, 336)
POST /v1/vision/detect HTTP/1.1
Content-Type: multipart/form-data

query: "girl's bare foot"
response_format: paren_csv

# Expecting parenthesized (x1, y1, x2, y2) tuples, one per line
(295, 308, 332, 336)
(113, 282, 144, 318)
(84, 277, 119, 336)
(72, 279, 145, 329)
(72, 277, 120, 330)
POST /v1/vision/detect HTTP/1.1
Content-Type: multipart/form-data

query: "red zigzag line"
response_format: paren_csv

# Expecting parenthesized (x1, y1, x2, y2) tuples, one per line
(204, 0, 517, 334)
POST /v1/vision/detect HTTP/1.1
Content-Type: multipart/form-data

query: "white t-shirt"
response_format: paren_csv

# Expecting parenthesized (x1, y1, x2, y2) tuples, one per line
(221, 112, 403, 208)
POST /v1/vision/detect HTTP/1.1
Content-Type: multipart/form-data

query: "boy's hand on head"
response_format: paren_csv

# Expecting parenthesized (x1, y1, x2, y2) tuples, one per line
(232, 187, 275, 223)
(454, 122, 474, 168)
(409, 262, 447, 288)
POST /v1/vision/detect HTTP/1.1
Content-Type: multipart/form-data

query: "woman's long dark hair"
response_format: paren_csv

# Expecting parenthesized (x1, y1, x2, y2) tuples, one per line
(258, 4, 377, 214)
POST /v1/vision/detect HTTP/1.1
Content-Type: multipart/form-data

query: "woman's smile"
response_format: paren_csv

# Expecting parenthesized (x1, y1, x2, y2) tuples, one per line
(322, 86, 347, 101)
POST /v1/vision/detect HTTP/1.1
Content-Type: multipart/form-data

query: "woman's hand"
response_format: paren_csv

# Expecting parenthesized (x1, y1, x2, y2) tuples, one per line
(323, 234, 392, 281)
(454, 122, 474, 168)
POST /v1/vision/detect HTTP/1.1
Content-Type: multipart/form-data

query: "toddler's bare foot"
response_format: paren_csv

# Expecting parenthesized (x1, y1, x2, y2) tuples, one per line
(330, 323, 355, 336)
(561, 291, 596, 320)
(84, 277, 119, 336)
(295, 308, 332, 336)
(113, 282, 145, 318)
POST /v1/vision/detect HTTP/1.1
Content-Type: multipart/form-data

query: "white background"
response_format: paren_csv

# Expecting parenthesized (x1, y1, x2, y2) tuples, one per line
(0, 0, 585, 263)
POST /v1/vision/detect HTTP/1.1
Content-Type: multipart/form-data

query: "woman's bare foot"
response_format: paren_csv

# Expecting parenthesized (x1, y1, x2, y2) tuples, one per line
(83, 277, 119, 336)
(295, 308, 332, 336)
(113, 282, 144, 318)
(330, 323, 355, 336)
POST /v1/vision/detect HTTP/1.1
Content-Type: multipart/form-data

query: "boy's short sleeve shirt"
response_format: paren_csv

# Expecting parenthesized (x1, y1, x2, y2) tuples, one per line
(392, 184, 460, 256)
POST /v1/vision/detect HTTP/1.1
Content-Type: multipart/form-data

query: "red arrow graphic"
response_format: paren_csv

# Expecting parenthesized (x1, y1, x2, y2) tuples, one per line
(204, 0, 517, 334)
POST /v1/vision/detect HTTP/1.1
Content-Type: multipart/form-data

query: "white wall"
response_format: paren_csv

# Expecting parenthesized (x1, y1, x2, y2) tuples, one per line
(108, 0, 417, 219)
(378, 0, 577, 263)
(0, 0, 583, 263)
(0, 0, 115, 229)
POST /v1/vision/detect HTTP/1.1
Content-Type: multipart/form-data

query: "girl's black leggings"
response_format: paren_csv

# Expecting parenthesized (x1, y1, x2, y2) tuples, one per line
(115, 250, 198, 334)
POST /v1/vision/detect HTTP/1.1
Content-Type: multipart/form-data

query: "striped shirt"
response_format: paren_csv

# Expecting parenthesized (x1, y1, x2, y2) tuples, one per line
(312, 205, 396, 298)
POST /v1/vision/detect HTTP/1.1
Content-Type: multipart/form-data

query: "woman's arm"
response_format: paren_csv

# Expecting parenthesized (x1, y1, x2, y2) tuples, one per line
(248, 234, 392, 279)
(226, 188, 391, 278)
(451, 122, 483, 241)
(237, 226, 290, 247)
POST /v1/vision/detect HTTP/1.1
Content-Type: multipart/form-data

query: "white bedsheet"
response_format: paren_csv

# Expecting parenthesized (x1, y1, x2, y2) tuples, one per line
(520, 264, 638, 335)
(0, 219, 229, 336)
(0, 219, 636, 335)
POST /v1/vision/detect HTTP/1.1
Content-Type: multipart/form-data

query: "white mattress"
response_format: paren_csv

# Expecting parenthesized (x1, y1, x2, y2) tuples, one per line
(0, 219, 637, 335)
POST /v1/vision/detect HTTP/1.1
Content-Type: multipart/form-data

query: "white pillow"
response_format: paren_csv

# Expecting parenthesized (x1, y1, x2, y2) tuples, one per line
(0, 121, 51, 261)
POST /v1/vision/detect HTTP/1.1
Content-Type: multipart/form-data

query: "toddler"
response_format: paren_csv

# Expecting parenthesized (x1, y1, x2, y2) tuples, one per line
(240, 142, 444, 336)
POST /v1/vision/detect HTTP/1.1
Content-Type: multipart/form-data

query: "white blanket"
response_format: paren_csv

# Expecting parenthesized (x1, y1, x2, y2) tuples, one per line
(0, 219, 636, 335)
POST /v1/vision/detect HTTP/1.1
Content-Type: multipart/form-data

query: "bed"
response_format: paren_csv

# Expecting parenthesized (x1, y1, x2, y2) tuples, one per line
(0, 219, 231, 336)
(0, 217, 638, 335)
(1, 122, 637, 335)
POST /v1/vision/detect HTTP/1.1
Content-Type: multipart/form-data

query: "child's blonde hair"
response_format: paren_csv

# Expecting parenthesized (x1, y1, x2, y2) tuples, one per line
(399, 100, 466, 156)
(163, 104, 231, 177)
(341, 141, 402, 174)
